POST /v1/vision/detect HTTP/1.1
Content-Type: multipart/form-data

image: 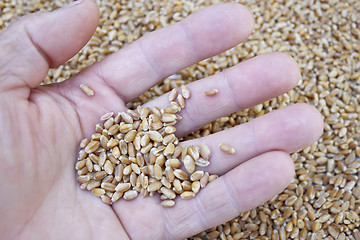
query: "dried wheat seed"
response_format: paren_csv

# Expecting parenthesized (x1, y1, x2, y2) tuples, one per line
(219, 143, 236, 154)
(161, 199, 176, 208)
(100, 112, 114, 121)
(80, 84, 95, 96)
(168, 88, 178, 102)
(181, 85, 191, 99)
(123, 190, 138, 200)
(180, 191, 195, 200)
(204, 88, 219, 96)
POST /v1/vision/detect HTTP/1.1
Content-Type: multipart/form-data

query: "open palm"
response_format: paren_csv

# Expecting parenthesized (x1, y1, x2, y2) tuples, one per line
(0, 1, 323, 239)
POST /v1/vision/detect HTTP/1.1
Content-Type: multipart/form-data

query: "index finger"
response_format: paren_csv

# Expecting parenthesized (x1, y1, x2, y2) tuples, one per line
(87, 3, 254, 102)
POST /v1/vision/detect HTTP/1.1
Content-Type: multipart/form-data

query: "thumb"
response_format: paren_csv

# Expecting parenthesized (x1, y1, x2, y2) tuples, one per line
(0, 0, 99, 91)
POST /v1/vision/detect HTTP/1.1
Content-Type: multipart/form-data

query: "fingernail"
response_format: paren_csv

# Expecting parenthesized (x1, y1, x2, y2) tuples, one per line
(60, 0, 85, 10)
(71, 0, 86, 6)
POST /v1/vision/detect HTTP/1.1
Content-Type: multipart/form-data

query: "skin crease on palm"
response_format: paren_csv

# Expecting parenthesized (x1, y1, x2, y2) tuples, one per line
(0, 0, 324, 239)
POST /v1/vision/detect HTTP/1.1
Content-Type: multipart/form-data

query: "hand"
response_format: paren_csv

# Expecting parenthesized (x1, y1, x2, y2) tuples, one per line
(0, 1, 323, 239)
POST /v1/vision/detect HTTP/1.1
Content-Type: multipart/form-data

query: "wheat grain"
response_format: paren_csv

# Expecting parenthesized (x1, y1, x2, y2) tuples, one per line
(168, 88, 178, 102)
(80, 83, 95, 96)
(219, 143, 236, 154)
(123, 190, 138, 200)
(181, 85, 191, 99)
(161, 200, 176, 208)
(204, 88, 218, 96)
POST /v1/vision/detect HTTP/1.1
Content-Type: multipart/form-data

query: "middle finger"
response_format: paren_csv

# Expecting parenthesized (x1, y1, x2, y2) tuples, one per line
(144, 52, 300, 136)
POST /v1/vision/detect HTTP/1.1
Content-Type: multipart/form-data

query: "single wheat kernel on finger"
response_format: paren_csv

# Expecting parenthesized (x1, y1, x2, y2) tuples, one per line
(180, 191, 196, 200)
(161, 176, 171, 189)
(123, 190, 138, 200)
(77, 175, 90, 183)
(76, 160, 86, 171)
(101, 195, 112, 205)
(208, 174, 219, 182)
(92, 188, 106, 196)
(177, 94, 186, 108)
(204, 88, 219, 96)
(161, 187, 176, 199)
(195, 158, 210, 167)
(181, 85, 191, 99)
(183, 155, 196, 173)
(192, 181, 201, 193)
(173, 169, 189, 181)
(200, 143, 211, 160)
(188, 145, 200, 161)
(80, 83, 95, 96)
(182, 181, 192, 191)
(168, 88, 178, 102)
(85, 141, 100, 153)
(80, 138, 90, 148)
(173, 179, 183, 192)
(100, 112, 114, 121)
(147, 181, 163, 192)
(190, 171, 204, 181)
(148, 131, 163, 142)
(111, 191, 123, 202)
(219, 143, 236, 154)
(161, 199, 176, 208)
(200, 172, 209, 188)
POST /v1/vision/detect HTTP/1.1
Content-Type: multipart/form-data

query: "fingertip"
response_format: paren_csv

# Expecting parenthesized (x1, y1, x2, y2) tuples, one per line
(255, 151, 295, 190)
(229, 3, 255, 39)
(293, 103, 324, 141)
(277, 151, 296, 184)
(81, 0, 100, 26)
(223, 51, 300, 107)
(26, 0, 100, 67)
(278, 52, 301, 88)
(269, 103, 323, 152)
(267, 52, 301, 89)
(225, 151, 295, 212)
(217, 2, 255, 42)
(182, 3, 255, 57)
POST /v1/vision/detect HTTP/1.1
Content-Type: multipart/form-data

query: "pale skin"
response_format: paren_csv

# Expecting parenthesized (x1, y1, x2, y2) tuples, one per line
(0, 1, 323, 239)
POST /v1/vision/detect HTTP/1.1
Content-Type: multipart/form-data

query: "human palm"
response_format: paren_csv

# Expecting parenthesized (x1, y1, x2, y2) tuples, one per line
(0, 1, 323, 239)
